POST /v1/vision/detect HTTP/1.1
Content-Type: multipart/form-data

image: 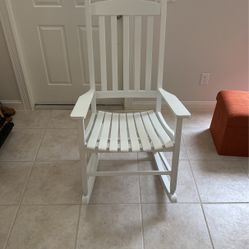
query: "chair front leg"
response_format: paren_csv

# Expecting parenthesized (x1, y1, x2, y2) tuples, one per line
(81, 147, 88, 197)
(170, 117, 183, 197)
(78, 119, 88, 197)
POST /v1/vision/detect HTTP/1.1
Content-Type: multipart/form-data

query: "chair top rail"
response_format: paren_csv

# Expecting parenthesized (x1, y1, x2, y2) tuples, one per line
(90, 0, 160, 16)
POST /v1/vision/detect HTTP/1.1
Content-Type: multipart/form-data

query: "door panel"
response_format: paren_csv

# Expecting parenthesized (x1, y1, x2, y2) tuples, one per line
(9, 0, 122, 105)
(38, 26, 72, 85)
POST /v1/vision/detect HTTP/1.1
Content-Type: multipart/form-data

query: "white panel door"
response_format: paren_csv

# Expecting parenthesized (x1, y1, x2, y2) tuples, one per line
(9, 0, 122, 104)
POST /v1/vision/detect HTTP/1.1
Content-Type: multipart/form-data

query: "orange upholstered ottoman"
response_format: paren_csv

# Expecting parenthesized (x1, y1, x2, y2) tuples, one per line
(210, 90, 249, 157)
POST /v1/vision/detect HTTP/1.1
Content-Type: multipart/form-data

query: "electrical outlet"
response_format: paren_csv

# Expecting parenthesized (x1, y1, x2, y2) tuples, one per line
(200, 73, 210, 85)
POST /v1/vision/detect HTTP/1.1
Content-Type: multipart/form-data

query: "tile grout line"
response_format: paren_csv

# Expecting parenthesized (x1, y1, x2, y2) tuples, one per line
(3, 120, 72, 249)
(199, 201, 249, 205)
(137, 153, 145, 249)
(183, 119, 216, 249)
(3, 124, 52, 249)
(73, 204, 82, 249)
(187, 157, 215, 249)
(34, 127, 48, 162)
(3, 124, 48, 249)
(12, 201, 207, 206)
(3, 162, 34, 249)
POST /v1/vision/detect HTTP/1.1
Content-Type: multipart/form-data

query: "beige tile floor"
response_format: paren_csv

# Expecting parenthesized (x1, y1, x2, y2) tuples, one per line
(0, 108, 248, 249)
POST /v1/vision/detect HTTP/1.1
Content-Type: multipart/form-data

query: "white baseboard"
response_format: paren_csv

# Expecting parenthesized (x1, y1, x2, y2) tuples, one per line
(183, 101, 216, 111)
(124, 99, 216, 111)
(0, 100, 24, 110)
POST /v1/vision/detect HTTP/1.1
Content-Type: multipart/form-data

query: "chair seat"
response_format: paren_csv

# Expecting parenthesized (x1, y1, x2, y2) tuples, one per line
(86, 110, 174, 152)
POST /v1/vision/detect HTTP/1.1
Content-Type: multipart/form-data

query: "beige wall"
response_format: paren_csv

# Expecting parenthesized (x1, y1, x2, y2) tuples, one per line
(0, 20, 21, 101)
(0, 0, 248, 102)
(164, 0, 248, 101)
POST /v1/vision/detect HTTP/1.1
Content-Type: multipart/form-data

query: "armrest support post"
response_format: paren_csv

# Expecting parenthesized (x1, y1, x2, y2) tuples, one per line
(156, 95, 162, 112)
(170, 117, 183, 194)
(78, 117, 88, 195)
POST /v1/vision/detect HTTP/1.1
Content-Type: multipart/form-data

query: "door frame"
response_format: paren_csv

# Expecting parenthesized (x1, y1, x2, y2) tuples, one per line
(0, 0, 33, 110)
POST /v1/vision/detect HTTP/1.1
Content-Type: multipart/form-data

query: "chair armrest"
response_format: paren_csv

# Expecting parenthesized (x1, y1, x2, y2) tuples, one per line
(70, 89, 95, 119)
(158, 88, 191, 118)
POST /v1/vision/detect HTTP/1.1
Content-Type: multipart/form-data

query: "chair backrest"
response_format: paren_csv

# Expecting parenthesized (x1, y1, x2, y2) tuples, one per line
(85, 0, 168, 99)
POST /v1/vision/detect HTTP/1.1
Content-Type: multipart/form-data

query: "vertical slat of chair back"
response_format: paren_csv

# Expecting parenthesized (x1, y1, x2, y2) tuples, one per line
(85, 0, 96, 89)
(134, 16, 142, 90)
(157, 0, 167, 89)
(145, 16, 154, 91)
(123, 16, 130, 91)
(98, 16, 107, 91)
(111, 16, 118, 91)
(86, 0, 166, 95)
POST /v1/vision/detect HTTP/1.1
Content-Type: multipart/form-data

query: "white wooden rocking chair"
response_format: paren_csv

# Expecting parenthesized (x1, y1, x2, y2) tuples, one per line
(71, 0, 191, 204)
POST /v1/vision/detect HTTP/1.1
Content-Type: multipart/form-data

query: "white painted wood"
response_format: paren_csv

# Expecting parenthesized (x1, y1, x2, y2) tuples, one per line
(85, 112, 96, 141)
(134, 16, 142, 90)
(87, 111, 105, 149)
(87, 153, 98, 175)
(78, 119, 88, 196)
(156, 95, 162, 113)
(157, 0, 167, 89)
(99, 16, 107, 91)
(134, 112, 151, 151)
(39, 27, 71, 83)
(90, 146, 173, 153)
(170, 117, 183, 195)
(127, 113, 140, 151)
(91, 0, 160, 16)
(86, 111, 175, 152)
(153, 152, 177, 202)
(154, 152, 170, 173)
(148, 111, 173, 147)
(96, 90, 157, 98)
(86, 0, 96, 88)
(83, 152, 99, 204)
(109, 113, 119, 151)
(156, 112, 174, 140)
(98, 112, 112, 150)
(111, 16, 118, 91)
(5, 0, 123, 105)
(70, 0, 186, 205)
(120, 113, 129, 151)
(89, 170, 170, 177)
(123, 16, 130, 90)
(70, 89, 94, 118)
(141, 112, 163, 150)
(158, 151, 172, 171)
(145, 16, 154, 91)
(158, 88, 191, 117)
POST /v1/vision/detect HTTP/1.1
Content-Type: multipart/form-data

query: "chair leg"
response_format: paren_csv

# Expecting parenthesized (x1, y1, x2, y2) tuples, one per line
(82, 152, 99, 204)
(169, 149, 180, 202)
(153, 150, 179, 203)
(169, 117, 183, 202)
(153, 118, 183, 203)
(81, 149, 88, 201)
